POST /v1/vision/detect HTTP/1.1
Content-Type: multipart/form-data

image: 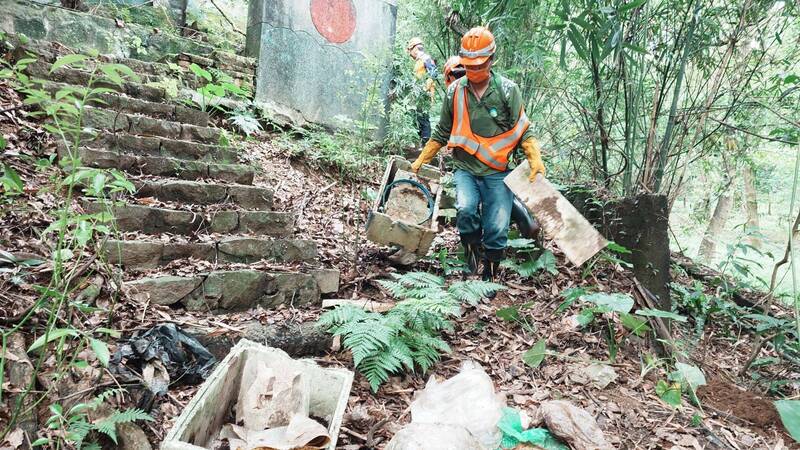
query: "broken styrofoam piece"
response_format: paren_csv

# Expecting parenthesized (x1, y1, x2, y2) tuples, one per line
(505, 161, 607, 266)
(161, 340, 353, 450)
(384, 423, 484, 450)
(219, 414, 330, 450)
(236, 358, 310, 429)
(408, 361, 506, 449)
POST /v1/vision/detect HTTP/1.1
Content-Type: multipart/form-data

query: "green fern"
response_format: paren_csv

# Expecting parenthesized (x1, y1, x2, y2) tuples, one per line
(56, 389, 153, 449)
(448, 280, 507, 305)
(319, 272, 501, 391)
(92, 408, 153, 443)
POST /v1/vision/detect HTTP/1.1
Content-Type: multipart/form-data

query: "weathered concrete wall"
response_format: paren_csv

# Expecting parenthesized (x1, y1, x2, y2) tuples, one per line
(245, 0, 397, 129)
(567, 190, 672, 309)
(0, 0, 213, 61)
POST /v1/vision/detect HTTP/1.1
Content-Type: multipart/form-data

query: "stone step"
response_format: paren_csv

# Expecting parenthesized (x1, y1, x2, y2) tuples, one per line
(83, 106, 221, 144)
(178, 51, 256, 78)
(83, 201, 293, 236)
(134, 180, 273, 210)
(103, 237, 317, 270)
(21, 41, 235, 94)
(26, 61, 167, 103)
(122, 270, 319, 313)
(66, 147, 253, 184)
(40, 81, 208, 127)
(213, 50, 256, 72)
(82, 132, 237, 163)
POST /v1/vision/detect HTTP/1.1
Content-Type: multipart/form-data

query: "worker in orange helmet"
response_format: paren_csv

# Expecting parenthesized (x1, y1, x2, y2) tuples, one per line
(411, 27, 546, 291)
(406, 37, 438, 147)
(442, 53, 541, 245)
(442, 56, 466, 87)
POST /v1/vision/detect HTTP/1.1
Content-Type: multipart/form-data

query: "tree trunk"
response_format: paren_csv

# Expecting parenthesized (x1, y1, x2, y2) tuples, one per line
(743, 164, 762, 249)
(60, 0, 85, 10)
(699, 146, 735, 261)
(698, 190, 733, 261)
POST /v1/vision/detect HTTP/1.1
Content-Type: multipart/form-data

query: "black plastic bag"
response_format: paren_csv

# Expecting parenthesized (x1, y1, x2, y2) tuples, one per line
(110, 323, 217, 410)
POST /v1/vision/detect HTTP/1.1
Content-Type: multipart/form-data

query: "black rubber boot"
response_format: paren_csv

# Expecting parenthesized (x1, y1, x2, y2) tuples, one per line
(460, 232, 482, 275)
(482, 249, 505, 299)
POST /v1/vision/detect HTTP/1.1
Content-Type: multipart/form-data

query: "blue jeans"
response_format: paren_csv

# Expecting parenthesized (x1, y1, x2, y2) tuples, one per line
(454, 169, 514, 251)
(416, 111, 431, 144)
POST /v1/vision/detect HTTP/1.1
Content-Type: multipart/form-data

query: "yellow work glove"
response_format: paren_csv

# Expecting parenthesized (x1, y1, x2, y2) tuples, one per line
(521, 138, 546, 182)
(411, 140, 444, 173)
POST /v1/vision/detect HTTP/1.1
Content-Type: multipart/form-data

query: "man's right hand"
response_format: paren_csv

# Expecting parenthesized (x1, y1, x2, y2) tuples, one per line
(411, 140, 444, 173)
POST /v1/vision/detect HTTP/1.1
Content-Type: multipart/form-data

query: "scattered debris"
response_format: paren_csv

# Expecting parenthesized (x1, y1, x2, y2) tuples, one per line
(110, 323, 217, 411)
(385, 423, 484, 450)
(497, 407, 566, 449)
(407, 362, 506, 449)
(217, 416, 330, 450)
(539, 400, 613, 450)
(162, 340, 353, 450)
(505, 161, 607, 266)
(569, 363, 618, 389)
(366, 157, 442, 256)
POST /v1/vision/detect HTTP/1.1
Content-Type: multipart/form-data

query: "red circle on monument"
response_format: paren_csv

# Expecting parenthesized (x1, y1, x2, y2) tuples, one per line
(310, 0, 357, 44)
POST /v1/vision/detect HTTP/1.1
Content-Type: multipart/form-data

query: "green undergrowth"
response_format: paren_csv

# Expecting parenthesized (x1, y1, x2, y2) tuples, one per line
(0, 48, 151, 447)
(317, 272, 504, 391)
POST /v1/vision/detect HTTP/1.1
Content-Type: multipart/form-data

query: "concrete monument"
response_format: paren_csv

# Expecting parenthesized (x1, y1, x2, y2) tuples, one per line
(245, 0, 397, 129)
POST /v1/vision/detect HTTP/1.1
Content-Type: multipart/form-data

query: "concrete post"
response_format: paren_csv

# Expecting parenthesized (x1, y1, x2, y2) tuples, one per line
(245, 0, 397, 130)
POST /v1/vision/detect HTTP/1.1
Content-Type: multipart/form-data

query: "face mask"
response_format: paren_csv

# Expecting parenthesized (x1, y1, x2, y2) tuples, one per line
(466, 67, 490, 83)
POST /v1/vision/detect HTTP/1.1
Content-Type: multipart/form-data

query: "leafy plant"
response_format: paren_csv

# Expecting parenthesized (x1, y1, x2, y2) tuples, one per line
(523, 339, 547, 368)
(426, 247, 468, 275)
(556, 289, 648, 362)
(497, 302, 536, 333)
(655, 379, 683, 407)
(775, 400, 800, 443)
(581, 242, 633, 279)
(501, 239, 557, 278)
(36, 389, 152, 449)
(188, 63, 250, 112)
(1, 163, 24, 196)
(0, 52, 135, 437)
(228, 107, 262, 136)
(318, 272, 503, 390)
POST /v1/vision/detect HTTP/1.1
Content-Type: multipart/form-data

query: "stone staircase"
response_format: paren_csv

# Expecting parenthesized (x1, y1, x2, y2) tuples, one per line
(17, 40, 338, 313)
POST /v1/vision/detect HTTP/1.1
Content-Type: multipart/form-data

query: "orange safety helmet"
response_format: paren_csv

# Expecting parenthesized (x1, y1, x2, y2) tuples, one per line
(443, 56, 466, 87)
(459, 27, 495, 66)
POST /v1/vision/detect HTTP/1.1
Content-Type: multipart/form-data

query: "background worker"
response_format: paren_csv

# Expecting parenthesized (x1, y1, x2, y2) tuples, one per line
(411, 27, 546, 286)
(406, 37, 438, 148)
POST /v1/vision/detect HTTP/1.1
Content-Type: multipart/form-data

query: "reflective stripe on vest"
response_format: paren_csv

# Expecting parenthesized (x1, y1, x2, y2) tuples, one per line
(446, 83, 531, 171)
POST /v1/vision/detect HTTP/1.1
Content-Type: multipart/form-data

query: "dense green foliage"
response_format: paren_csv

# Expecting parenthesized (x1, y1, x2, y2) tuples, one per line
(317, 272, 504, 391)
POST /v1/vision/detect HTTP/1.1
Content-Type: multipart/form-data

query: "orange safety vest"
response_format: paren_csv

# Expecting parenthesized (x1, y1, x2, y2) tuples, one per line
(446, 83, 531, 171)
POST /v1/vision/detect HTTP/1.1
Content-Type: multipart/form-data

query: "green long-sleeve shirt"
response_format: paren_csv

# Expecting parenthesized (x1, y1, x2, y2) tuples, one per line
(431, 72, 535, 176)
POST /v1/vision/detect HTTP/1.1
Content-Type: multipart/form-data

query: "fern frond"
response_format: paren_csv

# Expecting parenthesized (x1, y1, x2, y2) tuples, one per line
(388, 337, 415, 370)
(88, 388, 126, 409)
(376, 279, 410, 299)
(68, 421, 91, 448)
(93, 408, 153, 444)
(448, 280, 507, 305)
(395, 272, 445, 288)
(317, 305, 370, 329)
(341, 319, 396, 366)
(93, 418, 118, 443)
(82, 443, 101, 450)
